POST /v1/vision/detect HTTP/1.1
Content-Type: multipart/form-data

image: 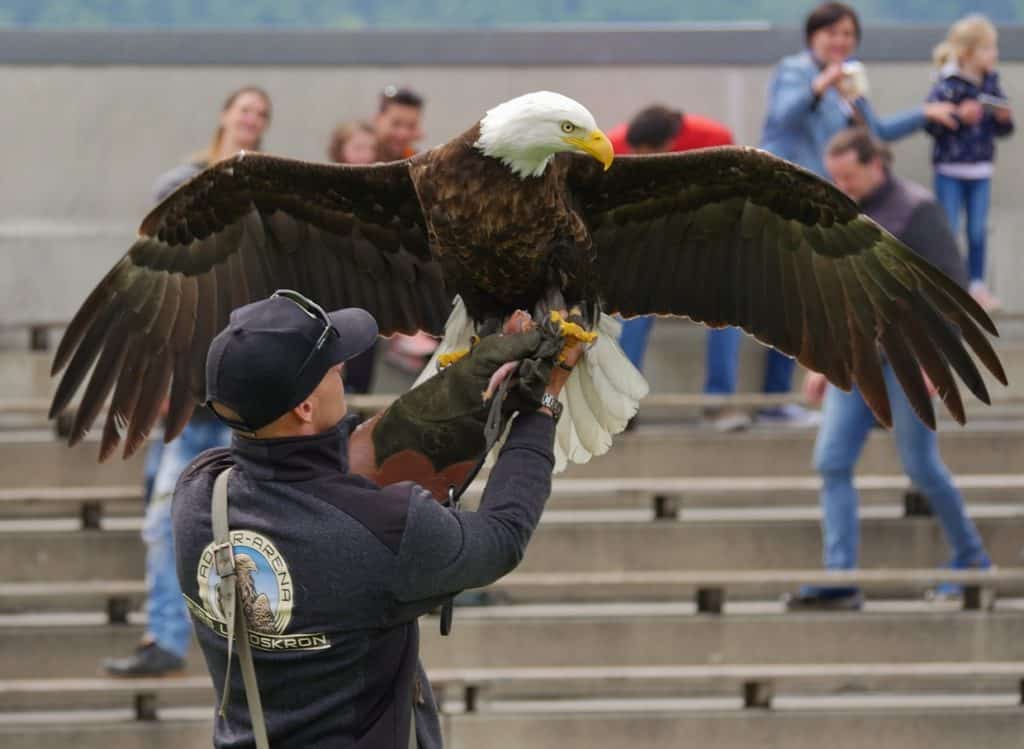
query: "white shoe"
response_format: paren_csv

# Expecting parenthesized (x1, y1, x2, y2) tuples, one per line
(969, 281, 1001, 312)
(702, 407, 753, 433)
(758, 404, 821, 427)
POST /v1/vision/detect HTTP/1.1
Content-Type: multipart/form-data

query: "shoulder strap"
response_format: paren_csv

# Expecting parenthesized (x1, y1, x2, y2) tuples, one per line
(212, 467, 271, 749)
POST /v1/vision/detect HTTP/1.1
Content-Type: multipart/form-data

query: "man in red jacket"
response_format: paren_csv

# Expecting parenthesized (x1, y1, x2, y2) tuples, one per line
(609, 106, 736, 429)
(607, 104, 733, 156)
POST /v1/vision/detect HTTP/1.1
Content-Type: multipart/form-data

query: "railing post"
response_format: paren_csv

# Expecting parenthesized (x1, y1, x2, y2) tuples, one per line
(742, 680, 774, 709)
(29, 325, 49, 352)
(962, 585, 994, 611)
(653, 494, 679, 520)
(81, 501, 103, 530)
(696, 587, 725, 614)
(903, 489, 932, 517)
(464, 684, 479, 714)
(134, 692, 158, 721)
(107, 596, 131, 624)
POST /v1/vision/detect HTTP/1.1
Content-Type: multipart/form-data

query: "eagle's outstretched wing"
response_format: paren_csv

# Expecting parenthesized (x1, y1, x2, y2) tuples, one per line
(567, 146, 1006, 429)
(50, 153, 450, 460)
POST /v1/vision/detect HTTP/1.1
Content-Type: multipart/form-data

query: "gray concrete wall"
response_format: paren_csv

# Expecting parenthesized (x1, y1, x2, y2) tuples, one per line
(2, 29, 1023, 324)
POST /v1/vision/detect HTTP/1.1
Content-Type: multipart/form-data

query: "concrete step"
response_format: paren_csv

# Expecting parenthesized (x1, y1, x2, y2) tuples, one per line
(4, 565, 1021, 616)
(3, 419, 1024, 488)
(559, 422, 1024, 478)
(4, 475, 1024, 525)
(1, 663, 1021, 712)
(0, 619, 205, 680)
(4, 603, 1023, 680)
(0, 434, 145, 489)
(3, 513, 1022, 582)
(10, 317, 1024, 399)
(448, 707, 1024, 749)
(0, 709, 1019, 749)
(2, 707, 1023, 749)
(518, 515, 1024, 574)
(6, 393, 1024, 435)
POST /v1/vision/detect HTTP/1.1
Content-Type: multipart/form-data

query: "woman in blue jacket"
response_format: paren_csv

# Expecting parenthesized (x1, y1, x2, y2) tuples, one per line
(704, 2, 959, 431)
(925, 15, 1014, 311)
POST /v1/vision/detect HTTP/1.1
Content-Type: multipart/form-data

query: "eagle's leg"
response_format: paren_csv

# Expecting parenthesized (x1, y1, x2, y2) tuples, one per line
(437, 317, 500, 369)
(534, 291, 598, 362)
(549, 311, 598, 361)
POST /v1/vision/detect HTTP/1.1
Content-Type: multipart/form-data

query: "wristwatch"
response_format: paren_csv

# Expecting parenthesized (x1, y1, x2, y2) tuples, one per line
(540, 392, 563, 422)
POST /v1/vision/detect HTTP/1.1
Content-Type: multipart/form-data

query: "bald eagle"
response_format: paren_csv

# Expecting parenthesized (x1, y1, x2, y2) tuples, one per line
(49, 91, 1005, 469)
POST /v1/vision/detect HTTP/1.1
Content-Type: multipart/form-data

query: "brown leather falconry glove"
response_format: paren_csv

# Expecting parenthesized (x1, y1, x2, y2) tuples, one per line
(348, 319, 565, 500)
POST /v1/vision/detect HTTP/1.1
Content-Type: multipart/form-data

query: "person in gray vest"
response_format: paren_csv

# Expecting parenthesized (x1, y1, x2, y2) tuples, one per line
(786, 128, 991, 611)
(172, 290, 577, 748)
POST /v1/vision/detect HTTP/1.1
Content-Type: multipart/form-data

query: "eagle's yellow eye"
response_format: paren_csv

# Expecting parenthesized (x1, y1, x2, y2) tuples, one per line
(560, 121, 575, 133)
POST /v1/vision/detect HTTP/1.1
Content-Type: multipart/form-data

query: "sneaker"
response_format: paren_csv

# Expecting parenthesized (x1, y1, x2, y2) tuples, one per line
(102, 641, 185, 678)
(783, 587, 863, 612)
(758, 403, 821, 427)
(969, 281, 1002, 313)
(702, 407, 752, 433)
(927, 553, 993, 601)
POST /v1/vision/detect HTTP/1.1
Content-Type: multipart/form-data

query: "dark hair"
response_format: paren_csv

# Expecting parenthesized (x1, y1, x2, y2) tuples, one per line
(826, 127, 892, 168)
(327, 120, 376, 163)
(379, 85, 424, 113)
(626, 105, 683, 150)
(805, 2, 862, 44)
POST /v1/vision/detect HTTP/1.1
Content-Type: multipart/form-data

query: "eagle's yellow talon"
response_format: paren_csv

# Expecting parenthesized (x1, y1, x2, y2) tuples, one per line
(549, 311, 598, 361)
(438, 349, 470, 368)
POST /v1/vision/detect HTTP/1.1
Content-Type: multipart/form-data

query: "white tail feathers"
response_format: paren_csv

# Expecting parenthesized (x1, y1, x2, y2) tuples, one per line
(551, 313, 648, 472)
(414, 299, 649, 473)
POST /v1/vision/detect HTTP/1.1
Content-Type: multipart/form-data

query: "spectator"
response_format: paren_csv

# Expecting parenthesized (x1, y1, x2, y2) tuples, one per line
(327, 119, 378, 165)
(927, 14, 1014, 311)
(373, 86, 439, 374)
(607, 105, 733, 380)
(326, 120, 381, 394)
(785, 128, 991, 612)
(708, 1, 960, 430)
(103, 86, 273, 677)
(374, 85, 425, 162)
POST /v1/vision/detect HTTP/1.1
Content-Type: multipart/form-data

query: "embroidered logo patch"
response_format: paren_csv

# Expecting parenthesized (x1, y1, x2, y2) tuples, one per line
(187, 529, 329, 652)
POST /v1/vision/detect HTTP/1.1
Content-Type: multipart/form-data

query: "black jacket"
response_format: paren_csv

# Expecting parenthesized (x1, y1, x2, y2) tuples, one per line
(173, 411, 556, 748)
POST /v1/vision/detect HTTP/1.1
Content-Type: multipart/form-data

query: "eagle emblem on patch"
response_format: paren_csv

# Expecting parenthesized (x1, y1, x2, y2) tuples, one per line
(186, 529, 330, 652)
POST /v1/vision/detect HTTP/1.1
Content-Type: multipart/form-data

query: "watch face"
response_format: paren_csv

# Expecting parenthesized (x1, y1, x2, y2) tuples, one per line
(542, 393, 562, 420)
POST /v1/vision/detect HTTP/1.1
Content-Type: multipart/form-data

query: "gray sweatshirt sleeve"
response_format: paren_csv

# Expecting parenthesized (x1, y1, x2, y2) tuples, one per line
(901, 200, 968, 290)
(151, 163, 204, 204)
(392, 412, 556, 602)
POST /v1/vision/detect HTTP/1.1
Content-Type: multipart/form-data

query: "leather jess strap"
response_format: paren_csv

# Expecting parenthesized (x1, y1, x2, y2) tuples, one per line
(212, 468, 271, 749)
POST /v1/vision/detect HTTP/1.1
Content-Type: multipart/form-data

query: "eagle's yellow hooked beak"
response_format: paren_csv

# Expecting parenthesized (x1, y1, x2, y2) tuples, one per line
(564, 129, 614, 171)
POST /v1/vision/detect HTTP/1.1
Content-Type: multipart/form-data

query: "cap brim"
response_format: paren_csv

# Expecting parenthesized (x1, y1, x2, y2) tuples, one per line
(326, 307, 379, 364)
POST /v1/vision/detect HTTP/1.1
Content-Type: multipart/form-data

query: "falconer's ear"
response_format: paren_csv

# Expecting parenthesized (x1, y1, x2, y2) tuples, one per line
(292, 398, 315, 425)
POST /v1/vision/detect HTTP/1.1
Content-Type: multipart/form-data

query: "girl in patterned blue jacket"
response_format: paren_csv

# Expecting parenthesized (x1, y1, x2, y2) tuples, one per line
(926, 15, 1014, 310)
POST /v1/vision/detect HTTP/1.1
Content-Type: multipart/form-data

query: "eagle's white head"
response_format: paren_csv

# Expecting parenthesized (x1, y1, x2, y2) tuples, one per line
(475, 91, 614, 179)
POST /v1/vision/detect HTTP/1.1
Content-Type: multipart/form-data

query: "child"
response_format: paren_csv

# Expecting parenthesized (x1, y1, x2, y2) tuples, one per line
(327, 120, 378, 165)
(926, 15, 1014, 311)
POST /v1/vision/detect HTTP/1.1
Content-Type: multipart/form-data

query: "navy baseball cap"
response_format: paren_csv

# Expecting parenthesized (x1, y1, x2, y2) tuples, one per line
(205, 290, 378, 431)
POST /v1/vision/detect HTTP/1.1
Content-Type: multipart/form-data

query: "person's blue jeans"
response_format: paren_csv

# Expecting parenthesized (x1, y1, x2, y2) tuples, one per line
(618, 316, 655, 371)
(143, 419, 230, 657)
(806, 364, 986, 595)
(934, 173, 991, 283)
(704, 326, 795, 394)
(143, 439, 164, 503)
